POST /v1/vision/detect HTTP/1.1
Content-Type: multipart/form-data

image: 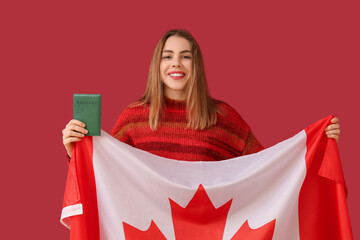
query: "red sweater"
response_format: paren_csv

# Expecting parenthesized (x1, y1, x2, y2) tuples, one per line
(111, 98, 263, 161)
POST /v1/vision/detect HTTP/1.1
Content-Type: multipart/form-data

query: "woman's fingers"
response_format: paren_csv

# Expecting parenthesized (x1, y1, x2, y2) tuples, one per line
(325, 129, 341, 135)
(66, 120, 87, 133)
(325, 117, 340, 142)
(65, 119, 88, 134)
(62, 119, 88, 144)
(325, 123, 340, 132)
(63, 136, 83, 146)
(62, 128, 85, 140)
(66, 124, 88, 135)
(67, 119, 86, 127)
(325, 129, 341, 142)
(331, 117, 339, 124)
(63, 119, 87, 158)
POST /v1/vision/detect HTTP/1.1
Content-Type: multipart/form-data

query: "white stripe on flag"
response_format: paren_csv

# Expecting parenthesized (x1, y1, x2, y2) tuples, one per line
(60, 203, 83, 229)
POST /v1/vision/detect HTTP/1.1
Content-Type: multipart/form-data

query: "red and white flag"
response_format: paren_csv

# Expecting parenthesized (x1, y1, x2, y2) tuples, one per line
(61, 116, 353, 239)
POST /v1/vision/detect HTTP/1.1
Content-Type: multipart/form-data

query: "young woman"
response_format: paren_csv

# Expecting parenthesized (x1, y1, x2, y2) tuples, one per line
(62, 29, 340, 160)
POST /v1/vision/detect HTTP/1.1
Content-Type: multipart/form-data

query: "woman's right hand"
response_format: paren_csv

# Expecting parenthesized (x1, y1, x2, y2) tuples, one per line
(62, 119, 88, 158)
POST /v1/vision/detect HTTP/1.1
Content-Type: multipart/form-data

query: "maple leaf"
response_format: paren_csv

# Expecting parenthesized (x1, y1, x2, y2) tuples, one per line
(231, 219, 276, 240)
(169, 184, 232, 239)
(123, 184, 276, 239)
(123, 220, 166, 240)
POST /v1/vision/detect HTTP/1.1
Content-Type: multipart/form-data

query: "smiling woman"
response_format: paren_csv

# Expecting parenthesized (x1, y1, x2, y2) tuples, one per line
(62, 29, 340, 161)
(160, 36, 193, 100)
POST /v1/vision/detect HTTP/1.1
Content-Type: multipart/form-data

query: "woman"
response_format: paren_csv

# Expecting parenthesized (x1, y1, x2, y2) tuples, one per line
(62, 29, 340, 160)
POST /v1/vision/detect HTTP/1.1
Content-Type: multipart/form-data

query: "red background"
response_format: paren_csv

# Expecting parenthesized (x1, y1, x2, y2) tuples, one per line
(1, 0, 359, 239)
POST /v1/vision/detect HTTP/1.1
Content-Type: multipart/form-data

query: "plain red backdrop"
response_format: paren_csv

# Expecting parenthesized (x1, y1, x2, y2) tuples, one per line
(1, 0, 359, 239)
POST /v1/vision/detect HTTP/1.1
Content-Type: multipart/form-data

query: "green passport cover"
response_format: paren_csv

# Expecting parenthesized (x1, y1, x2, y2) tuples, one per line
(73, 94, 101, 136)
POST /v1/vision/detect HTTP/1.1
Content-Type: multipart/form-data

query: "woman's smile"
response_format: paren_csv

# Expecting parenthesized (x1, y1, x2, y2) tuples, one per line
(168, 71, 186, 80)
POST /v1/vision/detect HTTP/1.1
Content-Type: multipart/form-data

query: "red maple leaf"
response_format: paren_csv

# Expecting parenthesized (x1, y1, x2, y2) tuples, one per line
(231, 219, 276, 240)
(123, 184, 276, 239)
(123, 220, 166, 240)
(169, 184, 233, 239)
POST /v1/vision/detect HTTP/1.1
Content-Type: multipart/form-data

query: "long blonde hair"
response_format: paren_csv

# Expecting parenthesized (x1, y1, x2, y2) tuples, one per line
(137, 29, 220, 130)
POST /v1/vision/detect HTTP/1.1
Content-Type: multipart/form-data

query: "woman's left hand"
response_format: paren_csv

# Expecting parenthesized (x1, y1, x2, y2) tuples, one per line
(325, 117, 340, 142)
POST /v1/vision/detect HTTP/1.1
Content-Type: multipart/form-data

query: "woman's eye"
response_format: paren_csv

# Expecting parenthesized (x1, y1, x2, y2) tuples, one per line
(162, 55, 171, 59)
(182, 55, 191, 59)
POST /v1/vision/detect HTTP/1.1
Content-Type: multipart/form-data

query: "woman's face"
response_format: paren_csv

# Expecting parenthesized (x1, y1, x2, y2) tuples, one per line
(160, 36, 192, 100)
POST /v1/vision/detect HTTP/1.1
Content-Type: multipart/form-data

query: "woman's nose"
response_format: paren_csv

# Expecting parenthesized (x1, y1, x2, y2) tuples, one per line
(171, 57, 181, 67)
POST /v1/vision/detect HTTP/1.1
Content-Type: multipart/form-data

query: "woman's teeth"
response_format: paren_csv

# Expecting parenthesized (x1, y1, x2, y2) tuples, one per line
(170, 73, 184, 77)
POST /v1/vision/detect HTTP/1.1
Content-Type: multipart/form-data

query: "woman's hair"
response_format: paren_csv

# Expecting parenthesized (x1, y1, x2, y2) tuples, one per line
(137, 29, 220, 130)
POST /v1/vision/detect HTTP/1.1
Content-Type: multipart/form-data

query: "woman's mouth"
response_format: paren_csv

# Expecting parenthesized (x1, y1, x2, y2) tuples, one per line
(168, 72, 185, 80)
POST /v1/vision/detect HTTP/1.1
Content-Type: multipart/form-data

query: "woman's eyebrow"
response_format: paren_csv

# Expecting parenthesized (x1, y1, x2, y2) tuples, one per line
(162, 50, 192, 54)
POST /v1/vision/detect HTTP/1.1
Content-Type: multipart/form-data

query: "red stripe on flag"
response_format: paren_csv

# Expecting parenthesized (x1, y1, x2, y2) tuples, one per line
(299, 115, 353, 239)
(70, 136, 100, 240)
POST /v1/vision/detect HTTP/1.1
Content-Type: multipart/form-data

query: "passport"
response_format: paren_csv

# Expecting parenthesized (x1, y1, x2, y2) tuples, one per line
(73, 94, 101, 136)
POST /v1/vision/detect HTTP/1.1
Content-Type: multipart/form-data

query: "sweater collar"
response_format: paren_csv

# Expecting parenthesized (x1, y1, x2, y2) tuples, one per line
(164, 96, 186, 110)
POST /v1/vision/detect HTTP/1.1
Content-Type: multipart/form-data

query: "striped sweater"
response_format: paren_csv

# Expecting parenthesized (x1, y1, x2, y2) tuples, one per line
(111, 98, 263, 161)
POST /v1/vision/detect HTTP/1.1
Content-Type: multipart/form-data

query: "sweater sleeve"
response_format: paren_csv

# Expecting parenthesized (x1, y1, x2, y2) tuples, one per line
(242, 129, 264, 155)
(111, 107, 135, 146)
(218, 102, 264, 156)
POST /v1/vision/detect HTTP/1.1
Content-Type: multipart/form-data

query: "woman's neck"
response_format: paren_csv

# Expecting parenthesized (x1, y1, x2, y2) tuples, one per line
(164, 89, 186, 101)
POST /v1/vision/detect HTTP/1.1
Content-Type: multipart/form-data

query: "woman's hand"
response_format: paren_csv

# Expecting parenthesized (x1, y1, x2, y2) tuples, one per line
(62, 119, 88, 157)
(325, 117, 340, 142)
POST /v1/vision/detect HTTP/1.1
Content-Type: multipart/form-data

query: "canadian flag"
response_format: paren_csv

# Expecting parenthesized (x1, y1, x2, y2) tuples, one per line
(61, 116, 353, 239)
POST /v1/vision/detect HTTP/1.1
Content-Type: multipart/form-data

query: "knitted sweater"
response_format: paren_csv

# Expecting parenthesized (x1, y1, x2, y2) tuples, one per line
(111, 98, 264, 161)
